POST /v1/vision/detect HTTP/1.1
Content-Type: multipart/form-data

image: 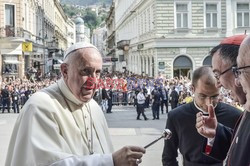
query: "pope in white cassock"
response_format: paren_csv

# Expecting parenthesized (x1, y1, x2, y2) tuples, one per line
(5, 43, 145, 166)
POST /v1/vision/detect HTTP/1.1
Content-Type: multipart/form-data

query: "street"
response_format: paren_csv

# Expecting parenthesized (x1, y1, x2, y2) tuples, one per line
(0, 105, 182, 166)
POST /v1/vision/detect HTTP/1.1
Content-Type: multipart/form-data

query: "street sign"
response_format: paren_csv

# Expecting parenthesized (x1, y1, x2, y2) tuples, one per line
(111, 58, 118, 62)
(53, 64, 61, 70)
(22, 42, 33, 52)
(158, 62, 165, 70)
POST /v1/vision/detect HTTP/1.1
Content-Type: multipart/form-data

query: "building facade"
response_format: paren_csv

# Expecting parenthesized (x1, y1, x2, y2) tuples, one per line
(0, 0, 75, 81)
(113, 0, 250, 78)
(106, 1, 116, 72)
(92, 26, 111, 71)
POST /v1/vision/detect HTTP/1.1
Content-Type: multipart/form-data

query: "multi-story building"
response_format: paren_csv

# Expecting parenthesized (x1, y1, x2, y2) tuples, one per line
(114, 0, 250, 78)
(53, 0, 67, 63)
(0, 0, 37, 81)
(0, 0, 75, 80)
(35, 0, 55, 76)
(92, 26, 107, 56)
(66, 18, 76, 48)
(92, 25, 111, 71)
(106, 1, 116, 72)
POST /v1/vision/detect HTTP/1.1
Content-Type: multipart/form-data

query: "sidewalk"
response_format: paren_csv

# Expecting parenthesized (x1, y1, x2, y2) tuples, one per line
(0, 113, 19, 165)
(106, 105, 172, 166)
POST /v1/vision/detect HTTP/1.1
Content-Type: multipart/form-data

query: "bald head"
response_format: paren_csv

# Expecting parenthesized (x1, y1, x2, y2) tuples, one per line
(238, 35, 250, 66)
(192, 66, 216, 88)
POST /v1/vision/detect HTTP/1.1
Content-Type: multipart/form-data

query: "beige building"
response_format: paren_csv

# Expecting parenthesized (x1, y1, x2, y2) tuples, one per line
(0, 0, 37, 81)
(106, 2, 116, 72)
(66, 18, 76, 48)
(54, 0, 67, 55)
(0, 0, 75, 80)
(113, 0, 250, 78)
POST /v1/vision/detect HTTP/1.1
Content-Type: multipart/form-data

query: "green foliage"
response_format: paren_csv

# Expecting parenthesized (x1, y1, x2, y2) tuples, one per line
(62, 4, 108, 37)
(83, 9, 101, 31)
(62, 4, 85, 17)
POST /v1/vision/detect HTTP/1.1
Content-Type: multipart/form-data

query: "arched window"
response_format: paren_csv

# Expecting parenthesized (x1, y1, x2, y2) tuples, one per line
(203, 55, 212, 66)
(173, 55, 193, 78)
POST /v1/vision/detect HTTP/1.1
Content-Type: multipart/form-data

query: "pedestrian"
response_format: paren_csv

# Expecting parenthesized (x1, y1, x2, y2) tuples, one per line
(106, 88, 113, 113)
(151, 85, 161, 120)
(162, 66, 241, 166)
(6, 42, 145, 166)
(1, 85, 11, 113)
(169, 86, 179, 109)
(11, 88, 20, 113)
(101, 87, 108, 112)
(196, 35, 250, 166)
(136, 88, 148, 120)
(160, 86, 168, 114)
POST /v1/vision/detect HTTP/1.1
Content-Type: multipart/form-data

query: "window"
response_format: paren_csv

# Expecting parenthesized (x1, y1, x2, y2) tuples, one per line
(206, 4, 217, 28)
(176, 3, 188, 28)
(237, 3, 249, 27)
(5, 4, 15, 27)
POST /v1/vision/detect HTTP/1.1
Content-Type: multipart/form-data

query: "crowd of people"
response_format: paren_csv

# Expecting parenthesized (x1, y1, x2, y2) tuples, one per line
(0, 78, 57, 113)
(0, 70, 242, 116)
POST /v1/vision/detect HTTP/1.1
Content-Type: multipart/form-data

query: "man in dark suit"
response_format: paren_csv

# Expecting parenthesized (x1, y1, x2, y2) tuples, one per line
(151, 85, 161, 120)
(162, 66, 241, 166)
(170, 86, 178, 109)
(106, 88, 113, 113)
(160, 86, 168, 114)
(1, 85, 11, 113)
(11, 88, 20, 113)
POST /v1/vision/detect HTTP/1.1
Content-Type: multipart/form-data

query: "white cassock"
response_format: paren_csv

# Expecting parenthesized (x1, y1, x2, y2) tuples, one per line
(5, 79, 114, 166)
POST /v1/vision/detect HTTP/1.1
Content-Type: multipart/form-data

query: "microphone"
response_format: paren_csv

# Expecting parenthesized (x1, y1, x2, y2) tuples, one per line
(144, 129, 172, 149)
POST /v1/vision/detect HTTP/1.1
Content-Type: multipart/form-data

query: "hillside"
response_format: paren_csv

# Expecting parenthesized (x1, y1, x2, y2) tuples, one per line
(61, 0, 112, 6)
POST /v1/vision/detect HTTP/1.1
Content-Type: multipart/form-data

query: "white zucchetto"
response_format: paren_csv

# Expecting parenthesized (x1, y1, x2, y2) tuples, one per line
(64, 42, 98, 59)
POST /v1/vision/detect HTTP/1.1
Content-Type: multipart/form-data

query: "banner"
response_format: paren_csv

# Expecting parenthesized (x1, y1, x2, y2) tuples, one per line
(22, 42, 33, 52)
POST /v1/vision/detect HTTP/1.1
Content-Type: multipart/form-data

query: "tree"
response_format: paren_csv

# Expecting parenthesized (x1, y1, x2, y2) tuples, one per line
(83, 9, 101, 32)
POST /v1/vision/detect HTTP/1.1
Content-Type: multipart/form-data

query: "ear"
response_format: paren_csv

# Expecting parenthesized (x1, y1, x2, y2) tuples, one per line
(60, 63, 68, 79)
(191, 84, 195, 93)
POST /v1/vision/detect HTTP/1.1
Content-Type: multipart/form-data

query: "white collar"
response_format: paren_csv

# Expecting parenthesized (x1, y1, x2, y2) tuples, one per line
(193, 100, 217, 114)
(58, 78, 85, 106)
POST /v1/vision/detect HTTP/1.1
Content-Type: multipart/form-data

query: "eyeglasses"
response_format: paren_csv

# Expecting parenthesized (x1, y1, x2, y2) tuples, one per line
(232, 65, 250, 78)
(214, 65, 236, 80)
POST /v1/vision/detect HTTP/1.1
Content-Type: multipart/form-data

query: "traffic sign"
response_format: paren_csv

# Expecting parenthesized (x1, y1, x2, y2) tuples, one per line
(22, 42, 33, 52)
(111, 58, 118, 62)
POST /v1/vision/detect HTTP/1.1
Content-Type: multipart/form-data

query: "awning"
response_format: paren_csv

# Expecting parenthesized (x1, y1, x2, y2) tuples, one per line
(4, 60, 22, 64)
(1, 45, 22, 55)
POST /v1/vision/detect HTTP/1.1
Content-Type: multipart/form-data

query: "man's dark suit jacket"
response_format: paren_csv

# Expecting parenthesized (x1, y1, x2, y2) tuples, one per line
(162, 102, 242, 166)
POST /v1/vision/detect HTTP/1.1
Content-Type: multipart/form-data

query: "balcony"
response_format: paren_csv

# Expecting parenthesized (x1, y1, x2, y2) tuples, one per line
(47, 36, 59, 51)
(117, 40, 130, 50)
(0, 26, 24, 38)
